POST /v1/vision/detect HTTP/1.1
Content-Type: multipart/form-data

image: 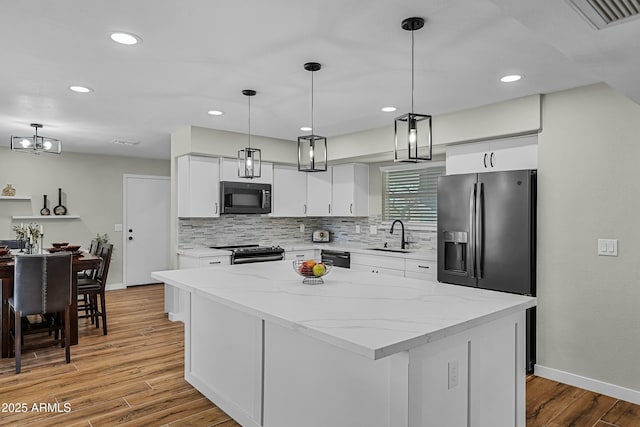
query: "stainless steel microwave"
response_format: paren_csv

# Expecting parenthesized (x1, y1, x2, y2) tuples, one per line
(220, 181, 271, 214)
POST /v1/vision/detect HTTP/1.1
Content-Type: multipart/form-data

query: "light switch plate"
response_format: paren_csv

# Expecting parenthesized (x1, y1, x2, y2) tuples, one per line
(114, 224, 123, 232)
(370, 225, 377, 235)
(597, 238, 618, 256)
(355, 224, 361, 234)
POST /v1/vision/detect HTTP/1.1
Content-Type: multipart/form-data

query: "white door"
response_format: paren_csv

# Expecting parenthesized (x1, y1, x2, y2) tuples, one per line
(124, 175, 170, 286)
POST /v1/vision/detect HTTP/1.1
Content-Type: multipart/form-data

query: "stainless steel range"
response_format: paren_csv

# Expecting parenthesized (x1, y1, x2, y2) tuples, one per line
(210, 244, 284, 264)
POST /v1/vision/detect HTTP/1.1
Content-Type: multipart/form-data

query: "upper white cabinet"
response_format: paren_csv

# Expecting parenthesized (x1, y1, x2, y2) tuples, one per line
(445, 136, 537, 175)
(177, 155, 221, 217)
(273, 165, 308, 217)
(306, 169, 332, 216)
(220, 157, 273, 184)
(331, 163, 369, 217)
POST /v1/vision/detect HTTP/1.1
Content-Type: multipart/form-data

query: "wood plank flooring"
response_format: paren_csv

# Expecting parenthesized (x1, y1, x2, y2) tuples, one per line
(0, 284, 637, 426)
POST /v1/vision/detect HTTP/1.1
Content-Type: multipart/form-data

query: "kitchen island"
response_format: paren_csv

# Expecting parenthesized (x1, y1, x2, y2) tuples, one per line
(152, 261, 536, 427)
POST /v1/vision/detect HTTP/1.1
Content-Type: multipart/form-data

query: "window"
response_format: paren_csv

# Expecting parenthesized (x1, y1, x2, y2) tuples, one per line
(381, 162, 445, 224)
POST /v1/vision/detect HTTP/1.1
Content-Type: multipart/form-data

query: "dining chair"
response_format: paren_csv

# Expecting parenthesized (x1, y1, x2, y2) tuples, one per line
(78, 243, 113, 335)
(8, 252, 73, 374)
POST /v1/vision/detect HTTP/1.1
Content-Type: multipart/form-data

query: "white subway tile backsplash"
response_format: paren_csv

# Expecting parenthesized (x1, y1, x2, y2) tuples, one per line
(178, 215, 436, 251)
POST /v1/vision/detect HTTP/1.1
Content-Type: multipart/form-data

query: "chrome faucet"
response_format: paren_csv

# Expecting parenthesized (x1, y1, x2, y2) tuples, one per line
(389, 219, 407, 249)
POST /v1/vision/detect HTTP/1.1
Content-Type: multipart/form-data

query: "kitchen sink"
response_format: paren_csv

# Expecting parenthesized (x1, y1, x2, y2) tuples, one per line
(366, 247, 413, 254)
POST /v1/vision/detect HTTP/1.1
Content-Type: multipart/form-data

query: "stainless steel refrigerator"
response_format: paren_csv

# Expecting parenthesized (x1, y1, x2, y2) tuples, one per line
(437, 169, 536, 371)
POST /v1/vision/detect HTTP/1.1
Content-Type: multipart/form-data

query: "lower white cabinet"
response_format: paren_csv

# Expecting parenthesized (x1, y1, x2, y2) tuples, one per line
(350, 253, 405, 277)
(178, 254, 231, 269)
(404, 259, 436, 281)
(284, 249, 318, 261)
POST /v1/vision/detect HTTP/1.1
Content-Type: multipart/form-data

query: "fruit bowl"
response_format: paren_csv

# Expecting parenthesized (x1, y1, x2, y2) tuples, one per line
(292, 259, 333, 285)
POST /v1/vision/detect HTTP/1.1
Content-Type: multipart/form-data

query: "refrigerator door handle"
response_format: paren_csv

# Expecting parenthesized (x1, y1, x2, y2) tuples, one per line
(469, 183, 477, 278)
(476, 182, 484, 278)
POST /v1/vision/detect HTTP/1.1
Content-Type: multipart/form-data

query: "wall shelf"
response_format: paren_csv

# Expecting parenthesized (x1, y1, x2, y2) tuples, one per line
(12, 215, 81, 220)
(0, 196, 31, 200)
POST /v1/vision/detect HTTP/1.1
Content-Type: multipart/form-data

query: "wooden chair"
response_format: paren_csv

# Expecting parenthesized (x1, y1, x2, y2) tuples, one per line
(78, 243, 113, 335)
(8, 252, 73, 374)
(78, 239, 102, 319)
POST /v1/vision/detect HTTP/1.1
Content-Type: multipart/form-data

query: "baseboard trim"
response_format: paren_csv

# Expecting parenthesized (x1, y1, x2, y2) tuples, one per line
(105, 283, 126, 291)
(535, 364, 640, 405)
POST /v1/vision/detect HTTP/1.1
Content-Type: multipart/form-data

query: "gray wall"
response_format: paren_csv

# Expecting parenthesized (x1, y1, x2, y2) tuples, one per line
(537, 83, 640, 391)
(0, 148, 169, 286)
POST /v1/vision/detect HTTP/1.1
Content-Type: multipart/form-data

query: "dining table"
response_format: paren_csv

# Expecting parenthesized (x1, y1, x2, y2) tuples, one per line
(0, 251, 102, 358)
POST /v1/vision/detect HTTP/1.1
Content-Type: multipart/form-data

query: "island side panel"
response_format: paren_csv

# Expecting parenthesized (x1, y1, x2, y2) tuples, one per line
(186, 294, 263, 427)
(262, 321, 410, 427)
(408, 310, 526, 427)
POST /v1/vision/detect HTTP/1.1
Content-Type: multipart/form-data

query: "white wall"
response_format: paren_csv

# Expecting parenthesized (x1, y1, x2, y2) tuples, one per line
(0, 148, 169, 286)
(537, 83, 640, 393)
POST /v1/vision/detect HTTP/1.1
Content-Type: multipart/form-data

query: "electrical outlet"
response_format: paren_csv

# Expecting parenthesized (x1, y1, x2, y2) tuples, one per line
(355, 224, 361, 234)
(370, 225, 377, 235)
(448, 360, 459, 389)
(300, 224, 305, 233)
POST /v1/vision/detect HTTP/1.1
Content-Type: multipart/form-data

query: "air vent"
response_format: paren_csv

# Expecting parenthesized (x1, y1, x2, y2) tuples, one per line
(111, 139, 140, 146)
(568, 0, 640, 29)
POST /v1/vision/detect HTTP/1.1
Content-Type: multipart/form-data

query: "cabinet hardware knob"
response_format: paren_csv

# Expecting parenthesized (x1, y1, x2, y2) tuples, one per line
(418, 265, 430, 269)
(483, 152, 488, 168)
(209, 261, 221, 264)
(490, 151, 495, 168)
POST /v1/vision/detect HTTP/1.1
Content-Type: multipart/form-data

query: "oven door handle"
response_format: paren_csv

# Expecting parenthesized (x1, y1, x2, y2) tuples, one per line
(233, 254, 284, 264)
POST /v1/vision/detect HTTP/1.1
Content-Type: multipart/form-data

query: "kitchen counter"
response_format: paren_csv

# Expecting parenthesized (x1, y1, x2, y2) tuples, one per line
(178, 242, 435, 261)
(152, 261, 534, 427)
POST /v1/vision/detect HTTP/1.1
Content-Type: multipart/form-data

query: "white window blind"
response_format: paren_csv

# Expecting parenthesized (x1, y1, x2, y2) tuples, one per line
(382, 164, 445, 223)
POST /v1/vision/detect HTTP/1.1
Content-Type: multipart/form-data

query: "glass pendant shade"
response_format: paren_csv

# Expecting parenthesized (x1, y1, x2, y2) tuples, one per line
(394, 17, 432, 163)
(10, 123, 61, 154)
(394, 112, 432, 161)
(238, 89, 261, 178)
(298, 134, 327, 172)
(238, 147, 261, 178)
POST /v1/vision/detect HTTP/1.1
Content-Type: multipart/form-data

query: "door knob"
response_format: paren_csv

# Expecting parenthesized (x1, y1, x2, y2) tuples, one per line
(128, 236, 133, 240)
(129, 229, 133, 233)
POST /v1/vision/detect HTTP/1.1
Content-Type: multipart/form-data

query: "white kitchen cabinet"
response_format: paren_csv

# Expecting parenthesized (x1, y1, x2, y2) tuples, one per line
(350, 252, 405, 277)
(445, 136, 537, 175)
(178, 254, 231, 269)
(306, 169, 332, 216)
(273, 166, 308, 217)
(177, 155, 221, 217)
(284, 249, 318, 261)
(220, 157, 273, 184)
(331, 163, 369, 217)
(404, 258, 436, 281)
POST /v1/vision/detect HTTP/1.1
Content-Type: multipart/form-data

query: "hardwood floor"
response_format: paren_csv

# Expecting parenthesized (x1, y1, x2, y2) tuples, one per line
(0, 284, 637, 426)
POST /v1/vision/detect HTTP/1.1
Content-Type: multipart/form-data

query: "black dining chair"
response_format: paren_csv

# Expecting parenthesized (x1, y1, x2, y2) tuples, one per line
(78, 243, 113, 335)
(9, 252, 73, 374)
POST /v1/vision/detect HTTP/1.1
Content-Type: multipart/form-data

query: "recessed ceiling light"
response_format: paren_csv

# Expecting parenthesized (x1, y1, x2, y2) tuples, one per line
(381, 106, 397, 112)
(500, 74, 523, 83)
(110, 32, 142, 45)
(300, 126, 312, 132)
(207, 110, 224, 116)
(69, 85, 93, 93)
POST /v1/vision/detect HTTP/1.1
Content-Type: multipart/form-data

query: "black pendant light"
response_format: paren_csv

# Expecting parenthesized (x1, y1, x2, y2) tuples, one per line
(394, 17, 432, 162)
(238, 89, 261, 178)
(298, 62, 327, 172)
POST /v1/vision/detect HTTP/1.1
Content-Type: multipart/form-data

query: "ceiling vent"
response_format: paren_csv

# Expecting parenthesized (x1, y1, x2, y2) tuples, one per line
(567, 0, 640, 29)
(111, 139, 140, 146)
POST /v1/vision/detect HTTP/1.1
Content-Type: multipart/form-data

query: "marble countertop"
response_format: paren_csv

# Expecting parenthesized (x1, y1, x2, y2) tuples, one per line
(178, 243, 435, 261)
(152, 261, 535, 360)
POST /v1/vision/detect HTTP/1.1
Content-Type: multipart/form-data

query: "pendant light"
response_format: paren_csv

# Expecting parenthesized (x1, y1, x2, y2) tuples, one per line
(298, 62, 327, 172)
(10, 123, 62, 154)
(394, 17, 432, 162)
(238, 89, 261, 178)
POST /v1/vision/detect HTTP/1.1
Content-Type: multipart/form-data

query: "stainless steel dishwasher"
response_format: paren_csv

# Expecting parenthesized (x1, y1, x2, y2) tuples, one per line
(320, 250, 350, 268)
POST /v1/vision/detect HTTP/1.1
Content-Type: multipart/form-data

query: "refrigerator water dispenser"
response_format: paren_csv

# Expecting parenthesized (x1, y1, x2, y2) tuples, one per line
(443, 231, 468, 273)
